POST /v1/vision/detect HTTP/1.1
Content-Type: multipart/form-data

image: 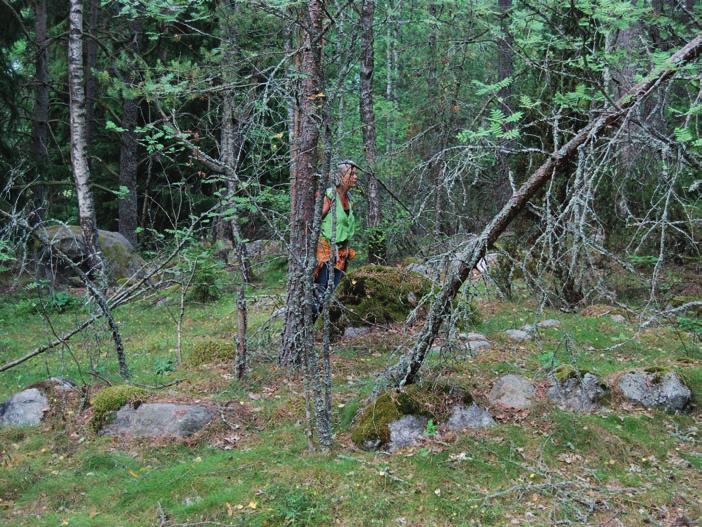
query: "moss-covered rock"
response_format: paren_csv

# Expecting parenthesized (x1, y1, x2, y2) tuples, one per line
(331, 265, 432, 334)
(91, 385, 148, 432)
(38, 225, 145, 283)
(185, 339, 235, 366)
(350, 382, 472, 449)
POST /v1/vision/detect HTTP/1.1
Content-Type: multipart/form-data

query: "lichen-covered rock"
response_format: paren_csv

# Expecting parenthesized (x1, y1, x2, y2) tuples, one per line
(548, 366, 609, 412)
(447, 403, 495, 430)
(610, 314, 627, 324)
(537, 319, 561, 329)
(331, 265, 432, 335)
(100, 403, 213, 438)
(0, 388, 49, 427)
(488, 375, 535, 410)
(459, 332, 488, 342)
(39, 225, 145, 283)
(186, 339, 235, 366)
(351, 383, 472, 449)
(388, 415, 429, 451)
(504, 329, 532, 342)
(343, 326, 371, 339)
(616, 370, 691, 412)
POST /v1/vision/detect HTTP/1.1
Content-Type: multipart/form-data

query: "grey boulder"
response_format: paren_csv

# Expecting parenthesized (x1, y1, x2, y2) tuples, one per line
(505, 329, 532, 342)
(388, 415, 428, 451)
(447, 403, 495, 430)
(548, 372, 609, 412)
(488, 375, 535, 410)
(465, 340, 491, 352)
(617, 371, 691, 412)
(537, 319, 561, 329)
(0, 388, 49, 427)
(343, 326, 371, 339)
(101, 403, 214, 438)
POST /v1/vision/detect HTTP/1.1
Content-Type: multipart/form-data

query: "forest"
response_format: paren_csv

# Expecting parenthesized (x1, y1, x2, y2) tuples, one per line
(0, 0, 701, 525)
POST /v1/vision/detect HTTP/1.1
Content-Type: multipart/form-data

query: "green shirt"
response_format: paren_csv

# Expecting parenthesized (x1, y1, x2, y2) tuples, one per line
(321, 187, 356, 244)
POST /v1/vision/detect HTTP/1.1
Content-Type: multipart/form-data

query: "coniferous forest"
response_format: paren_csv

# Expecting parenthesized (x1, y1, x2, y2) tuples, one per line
(0, 1, 701, 525)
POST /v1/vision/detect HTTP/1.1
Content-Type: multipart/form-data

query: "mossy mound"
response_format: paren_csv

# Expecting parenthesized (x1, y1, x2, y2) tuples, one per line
(186, 339, 235, 366)
(331, 265, 432, 333)
(553, 364, 593, 383)
(350, 382, 472, 449)
(91, 385, 148, 432)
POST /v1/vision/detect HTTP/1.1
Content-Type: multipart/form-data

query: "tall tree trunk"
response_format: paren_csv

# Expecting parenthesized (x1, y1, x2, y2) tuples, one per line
(85, 0, 98, 145)
(219, 0, 251, 376)
(118, 19, 142, 248)
(427, 2, 443, 236)
(68, 0, 103, 279)
(31, 0, 49, 222)
(280, 0, 324, 368)
(377, 34, 702, 392)
(495, 0, 514, 208)
(360, 0, 384, 263)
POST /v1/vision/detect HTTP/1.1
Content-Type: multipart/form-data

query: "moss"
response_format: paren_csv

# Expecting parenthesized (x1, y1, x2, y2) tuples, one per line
(554, 364, 592, 383)
(185, 339, 235, 366)
(331, 264, 432, 334)
(350, 382, 472, 448)
(91, 385, 148, 432)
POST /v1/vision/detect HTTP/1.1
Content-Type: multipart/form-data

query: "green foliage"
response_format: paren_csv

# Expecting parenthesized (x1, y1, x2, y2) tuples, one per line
(91, 385, 149, 432)
(677, 316, 702, 336)
(267, 484, 331, 526)
(14, 291, 82, 316)
(186, 339, 234, 366)
(425, 418, 437, 437)
(154, 358, 176, 376)
(179, 244, 229, 303)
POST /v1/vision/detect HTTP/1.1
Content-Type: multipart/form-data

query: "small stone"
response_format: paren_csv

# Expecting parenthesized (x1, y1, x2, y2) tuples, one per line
(459, 332, 489, 342)
(488, 375, 535, 409)
(617, 371, 691, 412)
(447, 403, 495, 430)
(100, 403, 213, 438)
(537, 319, 561, 329)
(343, 326, 371, 339)
(465, 340, 491, 352)
(0, 388, 49, 427)
(548, 372, 609, 412)
(505, 329, 532, 342)
(610, 314, 627, 323)
(388, 415, 428, 451)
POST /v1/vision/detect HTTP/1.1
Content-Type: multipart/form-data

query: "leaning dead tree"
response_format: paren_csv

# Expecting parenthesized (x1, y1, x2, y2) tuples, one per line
(379, 33, 702, 391)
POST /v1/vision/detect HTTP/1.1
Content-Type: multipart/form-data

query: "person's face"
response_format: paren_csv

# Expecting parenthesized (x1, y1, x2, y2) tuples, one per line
(342, 166, 358, 188)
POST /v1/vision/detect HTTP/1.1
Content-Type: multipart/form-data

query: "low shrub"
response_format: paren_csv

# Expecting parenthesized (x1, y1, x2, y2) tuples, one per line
(185, 339, 235, 366)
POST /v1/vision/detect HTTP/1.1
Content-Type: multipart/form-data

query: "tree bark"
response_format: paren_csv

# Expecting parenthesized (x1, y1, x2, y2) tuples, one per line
(219, 0, 251, 376)
(378, 33, 702, 391)
(31, 0, 49, 221)
(495, 0, 514, 207)
(360, 0, 384, 263)
(68, 0, 104, 279)
(118, 19, 142, 247)
(85, 0, 99, 144)
(280, 0, 324, 368)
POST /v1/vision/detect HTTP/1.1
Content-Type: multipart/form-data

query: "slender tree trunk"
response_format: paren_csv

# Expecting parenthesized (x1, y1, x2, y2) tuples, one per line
(495, 0, 514, 207)
(68, 0, 104, 279)
(360, 0, 384, 263)
(280, 0, 324, 368)
(118, 19, 142, 247)
(219, 0, 251, 377)
(377, 34, 702, 391)
(85, 0, 98, 144)
(427, 2, 443, 236)
(31, 0, 49, 222)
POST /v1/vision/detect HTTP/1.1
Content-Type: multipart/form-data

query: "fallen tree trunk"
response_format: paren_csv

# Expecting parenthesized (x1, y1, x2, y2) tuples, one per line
(378, 33, 702, 391)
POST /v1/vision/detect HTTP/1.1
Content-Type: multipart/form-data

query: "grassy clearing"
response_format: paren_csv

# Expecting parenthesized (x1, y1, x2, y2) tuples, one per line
(1, 271, 700, 526)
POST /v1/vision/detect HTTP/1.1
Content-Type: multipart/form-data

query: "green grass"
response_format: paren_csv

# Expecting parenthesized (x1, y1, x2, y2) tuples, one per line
(1, 273, 701, 526)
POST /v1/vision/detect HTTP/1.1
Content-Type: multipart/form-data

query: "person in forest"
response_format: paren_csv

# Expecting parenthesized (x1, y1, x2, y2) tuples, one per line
(313, 160, 359, 317)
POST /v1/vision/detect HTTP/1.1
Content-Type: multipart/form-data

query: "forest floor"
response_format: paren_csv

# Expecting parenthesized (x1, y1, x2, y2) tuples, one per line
(0, 267, 701, 527)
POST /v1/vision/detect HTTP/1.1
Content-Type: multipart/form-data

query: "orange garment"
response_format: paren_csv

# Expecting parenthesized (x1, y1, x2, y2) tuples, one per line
(313, 237, 356, 279)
